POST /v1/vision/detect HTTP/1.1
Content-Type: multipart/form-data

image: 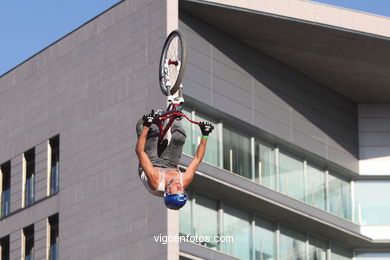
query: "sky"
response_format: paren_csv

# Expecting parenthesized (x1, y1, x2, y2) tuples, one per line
(0, 0, 390, 76)
(0, 0, 121, 76)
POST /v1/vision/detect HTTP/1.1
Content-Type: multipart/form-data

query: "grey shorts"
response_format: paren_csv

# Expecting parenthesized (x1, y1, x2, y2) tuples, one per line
(141, 119, 186, 170)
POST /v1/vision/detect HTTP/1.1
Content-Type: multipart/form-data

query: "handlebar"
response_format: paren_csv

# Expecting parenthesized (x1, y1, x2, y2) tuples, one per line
(159, 112, 201, 125)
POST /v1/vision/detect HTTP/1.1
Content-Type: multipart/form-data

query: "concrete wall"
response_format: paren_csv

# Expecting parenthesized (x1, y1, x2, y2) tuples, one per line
(0, 0, 169, 259)
(179, 12, 359, 173)
(186, 0, 390, 39)
(359, 104, 390, 175)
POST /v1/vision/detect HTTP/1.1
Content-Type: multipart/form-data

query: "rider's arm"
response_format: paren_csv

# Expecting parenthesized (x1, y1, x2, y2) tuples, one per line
(183, 137, 207, 189)
(183, 122, 214, 189)
(135, 127, 154, 172)
(135, 114, 159, 189)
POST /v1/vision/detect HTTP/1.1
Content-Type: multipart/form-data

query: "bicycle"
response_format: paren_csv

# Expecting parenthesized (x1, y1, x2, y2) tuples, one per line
(137, 30, 203, 151)
(157, 29, 205, 146)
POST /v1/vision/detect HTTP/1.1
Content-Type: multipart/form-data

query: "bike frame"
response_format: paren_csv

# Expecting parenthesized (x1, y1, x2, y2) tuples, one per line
(157, 30, 196, 143)
(156, 103, 201, 143)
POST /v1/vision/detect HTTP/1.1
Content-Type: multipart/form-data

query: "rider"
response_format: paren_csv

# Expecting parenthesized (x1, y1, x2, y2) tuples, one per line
(135, 110, 213, 210)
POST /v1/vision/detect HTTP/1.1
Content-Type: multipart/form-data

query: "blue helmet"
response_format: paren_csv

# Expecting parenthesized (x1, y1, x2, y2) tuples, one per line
(164, 193, 187, 210)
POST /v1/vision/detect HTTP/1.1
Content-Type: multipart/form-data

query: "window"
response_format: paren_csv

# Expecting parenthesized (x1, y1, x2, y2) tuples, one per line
(1, 162, 11, 218)
(192, 194, 218, 249)
(355, 180, 390, 225)
(179, 193, 193, 236)
(254, 217, 276, 260)
(48, 214, 59, 260)
(0, 235, 10, 260)
(330, 244, 353, 260)
(223, 127, 252, 179)
(181, 109, 219, 166)
(179, 191, 355, 260)
(182, 107, 353, 221)
(280, 226, 306, 260)
(308, 236, 326, 260)
(48, 136, 60, 195)
(223, 204, 252, 260)
(305, 164, 326, 210)
(329, 173, 351, 220)
(356, 252, 390, 259)
(179, 193, 219, 249)
(23, 149, 35, 207)
(255, 141, 276, 189)
(279, 152, 305, 201)
(194, 112, 219, 166)
(23, 225, 34, 260)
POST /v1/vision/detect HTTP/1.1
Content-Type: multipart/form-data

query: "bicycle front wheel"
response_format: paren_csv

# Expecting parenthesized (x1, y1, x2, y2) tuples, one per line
(159, 30, 187, 96)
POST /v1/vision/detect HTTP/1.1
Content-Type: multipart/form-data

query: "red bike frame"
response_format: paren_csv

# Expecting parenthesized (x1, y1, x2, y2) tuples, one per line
(156, 103, 200, 142)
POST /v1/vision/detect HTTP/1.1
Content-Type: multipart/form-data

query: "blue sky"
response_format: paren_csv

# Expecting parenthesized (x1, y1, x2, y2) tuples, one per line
(0, 0, 121, 75)
(311, 0, 390, 17)
(1, 0, 389, 75)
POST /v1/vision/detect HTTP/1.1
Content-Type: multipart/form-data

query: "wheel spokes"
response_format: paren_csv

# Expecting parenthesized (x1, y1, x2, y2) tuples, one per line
(164, 36, 182, 87)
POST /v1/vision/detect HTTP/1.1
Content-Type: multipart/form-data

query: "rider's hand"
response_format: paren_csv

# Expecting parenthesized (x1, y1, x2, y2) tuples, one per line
(142, 110, 155, 127)
(199, 122, 214, 136)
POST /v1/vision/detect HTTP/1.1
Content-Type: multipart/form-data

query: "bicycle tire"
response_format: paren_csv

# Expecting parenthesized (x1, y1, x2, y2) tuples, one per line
(159, 30, 187, 96)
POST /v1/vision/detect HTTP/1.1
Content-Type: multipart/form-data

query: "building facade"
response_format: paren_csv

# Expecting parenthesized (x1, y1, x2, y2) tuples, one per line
(1, 0, 390, 259)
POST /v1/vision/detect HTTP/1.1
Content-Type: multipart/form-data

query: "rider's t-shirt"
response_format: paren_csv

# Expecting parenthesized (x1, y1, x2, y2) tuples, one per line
(139, 168, 183, 197)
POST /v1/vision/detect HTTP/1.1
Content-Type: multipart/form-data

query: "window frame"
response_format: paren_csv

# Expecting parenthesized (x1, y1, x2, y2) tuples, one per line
(0, 161, 11, 218)
(0, 235, 10, 260)
(48, 214, 59, 260)
(22, 225, 34, 260)
(23, 149, 35, 208)
(47, 135, 60, 196)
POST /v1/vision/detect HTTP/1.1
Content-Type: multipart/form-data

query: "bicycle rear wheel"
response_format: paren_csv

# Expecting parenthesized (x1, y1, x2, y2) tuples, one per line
(159, 30, 187, 96)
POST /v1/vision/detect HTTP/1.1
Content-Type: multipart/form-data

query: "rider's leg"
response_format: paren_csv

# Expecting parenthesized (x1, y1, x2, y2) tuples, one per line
(159, 119, 186, 169)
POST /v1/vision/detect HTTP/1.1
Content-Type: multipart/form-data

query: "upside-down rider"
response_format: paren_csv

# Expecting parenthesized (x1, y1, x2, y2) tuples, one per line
(135, 110, 214, 210)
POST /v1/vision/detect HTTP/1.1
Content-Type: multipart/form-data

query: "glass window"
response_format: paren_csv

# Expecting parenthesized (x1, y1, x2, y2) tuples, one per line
(279, 152, 305, 201)
(194, 112, 219, 166)
(255, 141, 276, 189)
(280, 226, 306, 260)
(49, 214, 59, 260)
(23, 225, 34, 260)
(308, 236, 326, 260)
(0, 235, 10, 260)
(179, 193, 192, 236)
(178, 108, 356, 222)
(329, 173, 351, 220)
(331, 244, 353, 260)
(223, 204, 252, 260)
(24, 149, 35, 207)
(356, 252, 390, 259)
(181, 108, 193, 156)
(254, 217, 276, 260)
(1, 162, 11, 218)
(305, 164, 326, 209)
(193, 194, 218, 249)
(223, 127, 252, 179)
(49, 136, 60, 195)
(355, 181, 390, 225)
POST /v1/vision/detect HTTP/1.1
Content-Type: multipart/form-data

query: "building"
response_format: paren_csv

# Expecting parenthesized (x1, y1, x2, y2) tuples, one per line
(1, 0, 390, 259)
